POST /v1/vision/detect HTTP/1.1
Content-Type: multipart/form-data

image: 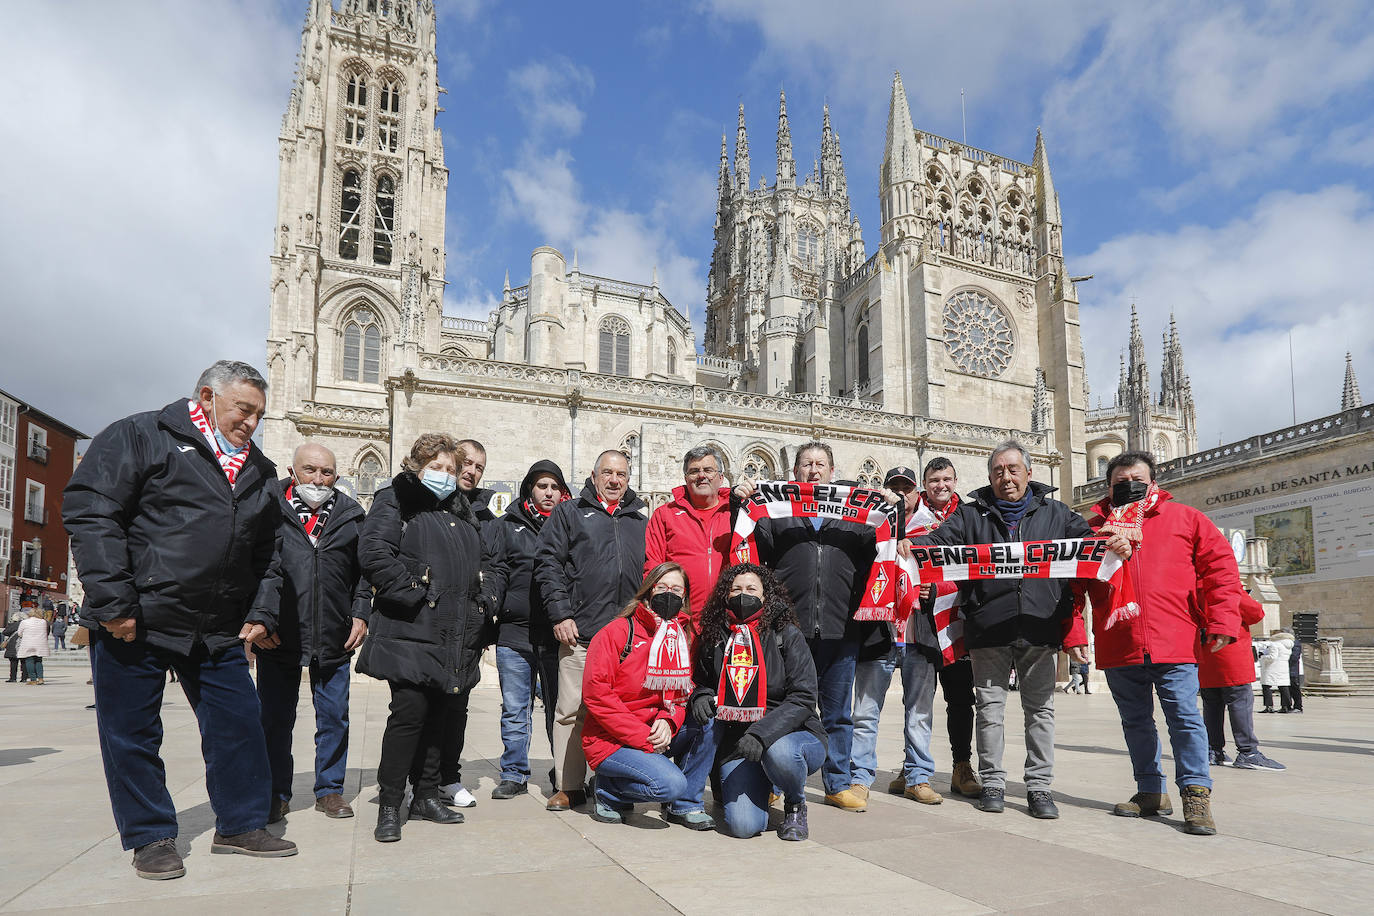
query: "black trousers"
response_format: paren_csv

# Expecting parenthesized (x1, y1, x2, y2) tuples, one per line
(1200, 685, 1259, 754)
(377, 683, 447, 808)
(440, 689, 472, 786)
(939, 658, 975, 764)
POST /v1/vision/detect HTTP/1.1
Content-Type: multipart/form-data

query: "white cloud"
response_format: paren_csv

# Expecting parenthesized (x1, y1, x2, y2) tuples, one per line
(1321, 119, 1374, 167)
(1078, 186, 1374, 443)
(0, 1, 296, 437)
(508, 59, 596, 137)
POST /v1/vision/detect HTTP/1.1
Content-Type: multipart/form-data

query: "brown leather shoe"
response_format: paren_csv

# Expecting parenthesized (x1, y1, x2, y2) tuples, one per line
(315, 793, 354, 818)
(546, 791, 572, 811)
(1113, 792, 1173, 818)
(903, 783, 944, 805)
(1182, 786, 1217, 836)
(210, 829, 298, 857)
(887, 776, 906, 795)
(823, 788, 868, 811)
(950, 761, 981, 798)
(132, 838, 185, 880)
(267, 798, 290, 824)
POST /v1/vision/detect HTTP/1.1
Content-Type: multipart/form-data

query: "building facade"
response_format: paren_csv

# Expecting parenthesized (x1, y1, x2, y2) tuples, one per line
(263, 2, 1112, 508)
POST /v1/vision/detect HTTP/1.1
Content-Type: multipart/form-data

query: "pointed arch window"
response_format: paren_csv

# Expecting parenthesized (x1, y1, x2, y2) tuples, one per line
(344, 73, 368, 147)
(599, 315, 631, 376)
(377, 77, 401, 154)
(741, 451, 774, 483)
(856, 323, 870, 389)
(796, 224, 820, 268)
(856, 458, 881, 489)
(339, 169, 362, 260)
(667, 338, 678, 376)
(343, 307, 381, 383)
(357, 452, 384, 497)
(373, 174, 395, 265)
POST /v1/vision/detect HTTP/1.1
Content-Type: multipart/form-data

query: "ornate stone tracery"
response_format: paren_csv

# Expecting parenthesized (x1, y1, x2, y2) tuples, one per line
(943, 289, 1014, 378)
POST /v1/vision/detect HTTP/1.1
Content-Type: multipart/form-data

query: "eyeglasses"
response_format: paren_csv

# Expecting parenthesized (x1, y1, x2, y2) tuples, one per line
(652, 584, 685, 595)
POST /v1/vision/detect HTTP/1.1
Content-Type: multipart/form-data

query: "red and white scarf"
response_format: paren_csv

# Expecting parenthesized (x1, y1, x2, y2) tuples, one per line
(730, 481, 898, 622)
(643, 610, 693, 692)
(286, 482, 335, 546)
(716, 608, 767, 722)
(903, 537, 1123, 585)
(895, 493, 965, 664)
(1089, 482, 1164, 630)
(186, 400, 249, 487)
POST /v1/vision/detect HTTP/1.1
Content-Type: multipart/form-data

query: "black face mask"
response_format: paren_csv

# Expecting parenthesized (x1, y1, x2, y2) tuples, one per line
(1111, 479, 1150, 507)
(649, 592, 683, 620)
(726, 593, 764, 620)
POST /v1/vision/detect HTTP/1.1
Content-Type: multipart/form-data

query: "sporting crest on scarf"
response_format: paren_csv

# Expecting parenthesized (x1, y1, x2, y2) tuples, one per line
(895, 493, 964, 664)
(644, 615, 693, 692)
(717, 620, 767, 722)
(730, 481, 899, 621)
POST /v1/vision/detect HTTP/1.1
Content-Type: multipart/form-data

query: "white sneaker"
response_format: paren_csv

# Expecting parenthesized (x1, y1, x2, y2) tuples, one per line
(440, 782, 477, 807)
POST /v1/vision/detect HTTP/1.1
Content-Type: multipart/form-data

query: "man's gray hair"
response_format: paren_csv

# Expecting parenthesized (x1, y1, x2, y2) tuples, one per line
(987, 440, 1032, 474)
(682, 445, 722, 475)
(194, 360, 268, 397)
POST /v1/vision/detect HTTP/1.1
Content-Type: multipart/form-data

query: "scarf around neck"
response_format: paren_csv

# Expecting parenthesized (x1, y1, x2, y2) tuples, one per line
(642, 608, 693, 693)
(897, 492, 964, 662)
(287, 482, 335, 546)
(716, 608, 767, 722)
(731, 480, 898, 621)
(187, 400, 249, 486)
(995, 490, 1032, 531)
(1091, 481, 1164, 630)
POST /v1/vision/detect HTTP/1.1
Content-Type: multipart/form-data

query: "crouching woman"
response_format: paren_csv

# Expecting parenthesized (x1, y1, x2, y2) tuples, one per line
(691, 563, 826, 841)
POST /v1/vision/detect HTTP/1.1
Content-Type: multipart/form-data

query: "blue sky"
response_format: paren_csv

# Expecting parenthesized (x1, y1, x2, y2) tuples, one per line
(3, 0, 1372, 446)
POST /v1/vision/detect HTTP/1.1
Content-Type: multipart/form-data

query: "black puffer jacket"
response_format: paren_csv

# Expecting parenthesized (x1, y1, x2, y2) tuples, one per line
(749, 513, 877, 642)
(915, 481, 1094, 649)
(533, 480, 648, 645)
(692, 622, 827, 761)
(482, 460, 571, 652)
(255, 481, 371, 669)
(355, 472, 489, 694)
(62, 400, 281, 655)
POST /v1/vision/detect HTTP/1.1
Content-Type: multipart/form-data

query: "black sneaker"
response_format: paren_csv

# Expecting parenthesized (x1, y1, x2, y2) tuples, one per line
(778, 801, 808, 841)
(1027, 790, 1059, 819)
(978, 787, 1005, 813)
(1209, 749, 1231, 766)
(491, 780, 528, 800)
(1233, 751, 1286, 771)
(132, 838, 185, 880)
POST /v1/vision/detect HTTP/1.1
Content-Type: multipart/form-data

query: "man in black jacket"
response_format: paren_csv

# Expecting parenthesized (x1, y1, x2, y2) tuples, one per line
(533, 448, 649, 811)
(255, 442, 371, 823)
(914, 441, 1129, 820)
(62, 360, 297, 881)
(732, 441, 878, 812)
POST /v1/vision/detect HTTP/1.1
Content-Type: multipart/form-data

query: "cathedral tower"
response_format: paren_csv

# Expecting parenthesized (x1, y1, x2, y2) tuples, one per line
(1343, 352, 1363, 410)
(263, 0, 449, 474)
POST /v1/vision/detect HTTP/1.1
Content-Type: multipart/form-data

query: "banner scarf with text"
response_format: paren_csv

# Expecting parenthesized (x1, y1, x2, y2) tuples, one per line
(731, 481, 899, 622)
(903, 537, 1123, 585)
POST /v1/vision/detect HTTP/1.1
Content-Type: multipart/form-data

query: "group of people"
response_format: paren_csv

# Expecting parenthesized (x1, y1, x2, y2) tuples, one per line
(63, 360, 1277, 882)
(4, 610, 52, 684)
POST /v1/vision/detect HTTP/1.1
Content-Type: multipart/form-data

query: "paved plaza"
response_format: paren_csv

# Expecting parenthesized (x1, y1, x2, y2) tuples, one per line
(1, 661, 1371, 915)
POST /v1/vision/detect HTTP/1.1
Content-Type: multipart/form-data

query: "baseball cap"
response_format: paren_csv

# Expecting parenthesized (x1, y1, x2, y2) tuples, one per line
(883, 466, 918, 487)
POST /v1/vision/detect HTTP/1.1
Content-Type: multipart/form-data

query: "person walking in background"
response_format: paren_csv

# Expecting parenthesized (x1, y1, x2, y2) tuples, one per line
(356, 434, 490, 843)
(1282, 629, 1304, 713)
(255, 442, 372, 823)
(1199, 591, 1285, 771)
(17, 611, 49, 685)
(63, 359, 296, 880)
(52, 614, 68, 652)
(4, 614, 22, 682)
(1258, 632, 1293, 713)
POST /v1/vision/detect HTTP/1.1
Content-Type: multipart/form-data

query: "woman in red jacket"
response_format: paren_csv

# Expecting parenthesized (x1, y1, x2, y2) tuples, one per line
(581, 563, 703, 825)
(1197, 592, 1285, 770)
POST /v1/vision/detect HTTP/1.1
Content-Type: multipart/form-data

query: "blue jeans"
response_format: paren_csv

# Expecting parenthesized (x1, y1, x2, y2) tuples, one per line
(23, 657, 44, 680)
(495, 645, 560, 783)
(1105, 662, 1211, 792)
(807, 637, 859, 794)
(719, 730, 826, 838)
(594, 747, 689, 810)
(256, 656, 351, 801)
(91, 629, 270, 849)
(851, 645, 938, 787)
(668, 717, 718, 814)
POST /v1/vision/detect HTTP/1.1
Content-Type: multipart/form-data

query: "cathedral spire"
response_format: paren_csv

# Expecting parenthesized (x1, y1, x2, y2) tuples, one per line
(820, 102, 848, 200)
(881, 71, 920, 245)
(734, 103, 750, 193)
(1031, 367, 1051, 432)
(1116, 350, 1127, 407)
(1126, 305, 1153, 451)
(776, 89, 795, 190)
(1343, 351, 1363, 410)
(717, 132, 730, 201)
(1032, 128, 1061, 226)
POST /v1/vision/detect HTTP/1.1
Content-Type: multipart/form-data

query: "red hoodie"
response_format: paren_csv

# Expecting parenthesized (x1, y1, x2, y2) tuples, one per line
(643, 486, 733, 631)
(1083, 489, 1243, 668)
(581, 603, 689, 771)
(1197, 592, 1266, 687)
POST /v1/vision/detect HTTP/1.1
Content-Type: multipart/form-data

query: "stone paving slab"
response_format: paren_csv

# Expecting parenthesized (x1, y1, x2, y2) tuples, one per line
(1, 665, 1371, 914)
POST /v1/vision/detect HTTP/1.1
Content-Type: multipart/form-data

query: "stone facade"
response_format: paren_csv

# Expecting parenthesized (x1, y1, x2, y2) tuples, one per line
(263, 4, 1103, 511)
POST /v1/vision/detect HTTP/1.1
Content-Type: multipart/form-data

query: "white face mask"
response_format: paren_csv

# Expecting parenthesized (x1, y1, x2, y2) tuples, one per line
(294, 482, 334, 509)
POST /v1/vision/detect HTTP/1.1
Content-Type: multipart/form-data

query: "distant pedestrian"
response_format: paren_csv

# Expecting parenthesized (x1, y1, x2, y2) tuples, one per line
(17, 611, 49, 685)
(1283, 629, 1303, 713)
(4, 614, 24, 682)
(1198, 592, 1284, 771)
(52, 615, 68, 651)
(1258, 632, 1293, 713)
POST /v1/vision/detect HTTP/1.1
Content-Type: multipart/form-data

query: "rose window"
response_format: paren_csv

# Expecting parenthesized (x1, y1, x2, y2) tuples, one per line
(943, 290, 1014, 378)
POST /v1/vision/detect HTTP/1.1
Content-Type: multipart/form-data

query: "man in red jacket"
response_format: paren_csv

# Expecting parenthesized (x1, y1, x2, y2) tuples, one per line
(1084, 451, 1242, 836)
(639, 445, 733, 828)
(1198, 591, 1285, 771)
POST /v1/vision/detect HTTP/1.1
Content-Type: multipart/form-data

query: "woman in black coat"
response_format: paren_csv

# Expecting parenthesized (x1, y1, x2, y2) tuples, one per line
(357, 433, 488, 842)
(690, 563, 827, 842)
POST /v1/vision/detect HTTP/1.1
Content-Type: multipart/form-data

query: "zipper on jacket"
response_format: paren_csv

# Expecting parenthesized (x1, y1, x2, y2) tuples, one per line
(311, 540, 322, 665)
(812, 540, 823, 638)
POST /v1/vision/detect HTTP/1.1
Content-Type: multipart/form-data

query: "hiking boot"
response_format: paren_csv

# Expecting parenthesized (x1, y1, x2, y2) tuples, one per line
(1233, 751, 1286, 771)
(408, 796, 464, 825)
(978, 787, 1005, 813)
(1027, 790, 1059, 819)
(315, 793, 354, 818)
(903, 783, 944, 805)
(1113, 792, 1173, 817)
(491, 780, 528, 800)
(887, 775, 907, 795)
(778, 801, 809, 841)
(950, 761, 981, 798)
(211, 829, 298, 857)
(374, 805, 402, 842)
(823, 787, 868, 812)
(267, 797, 290, 824)
(132, 838, 185, 880)
(665, 809, 715, 830)
(1182, 786, 1217, 835)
